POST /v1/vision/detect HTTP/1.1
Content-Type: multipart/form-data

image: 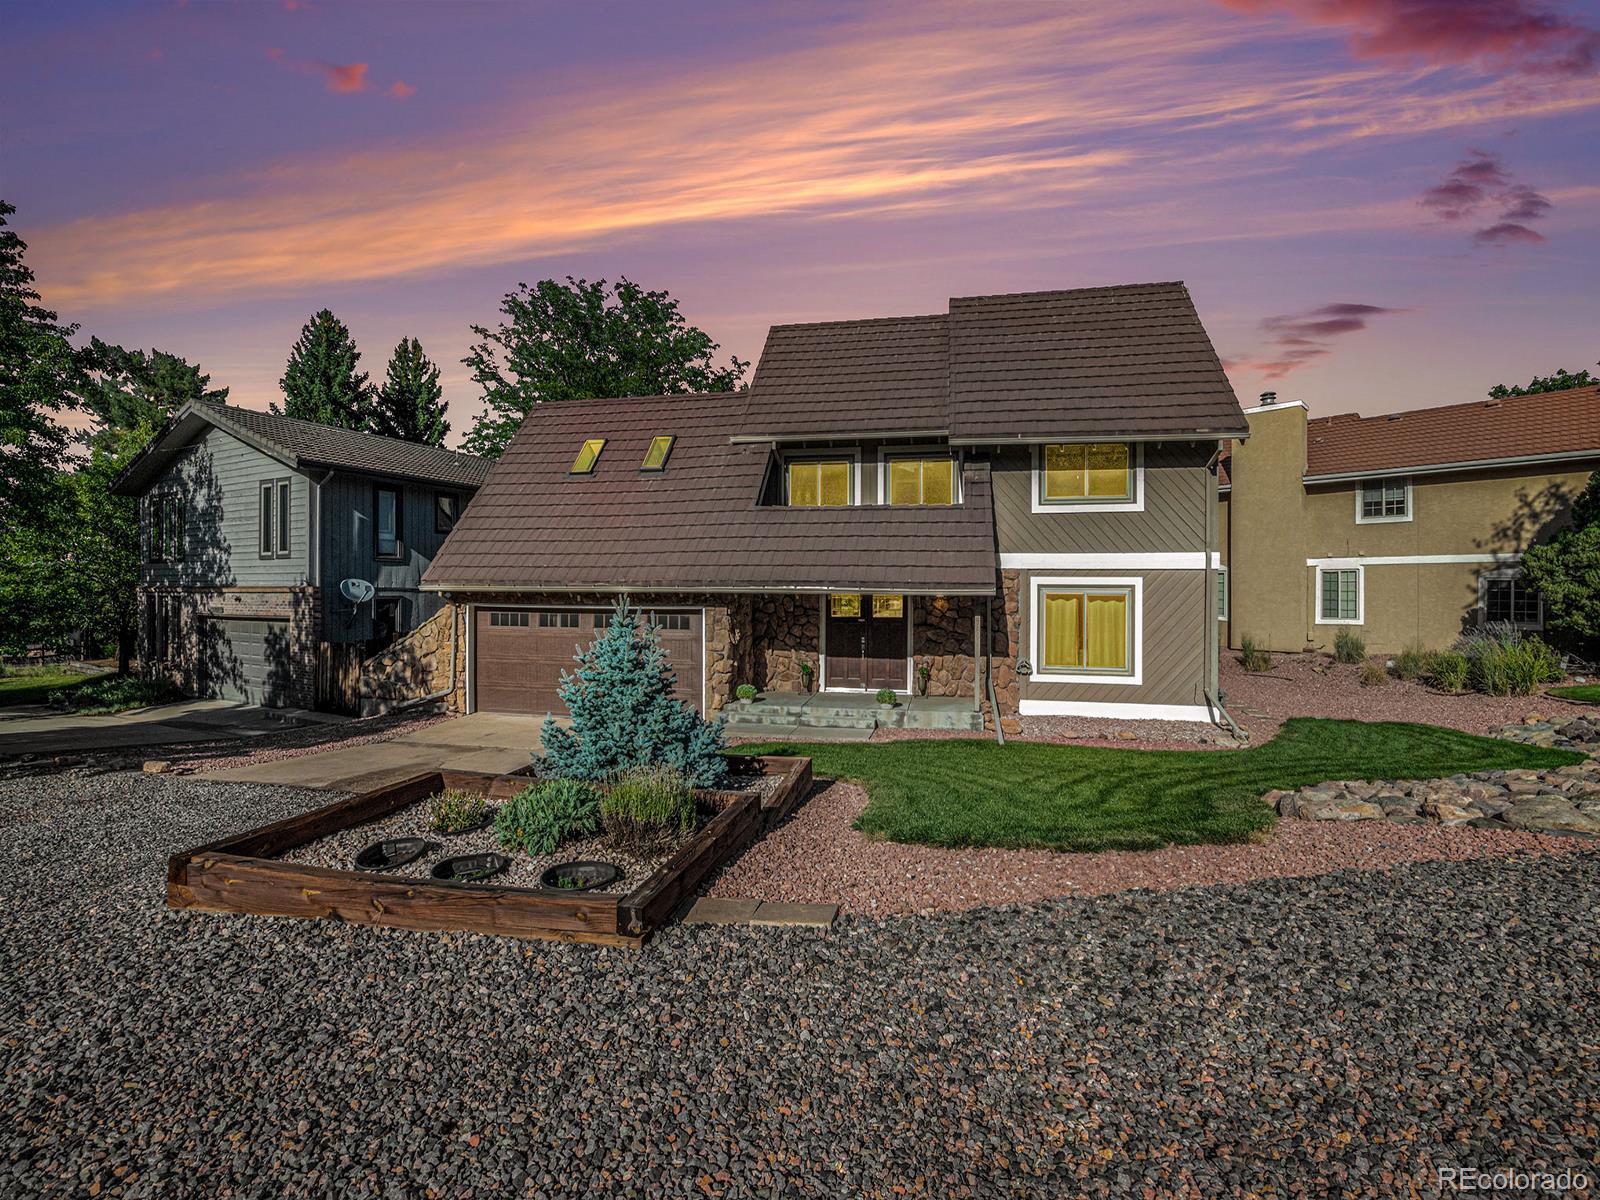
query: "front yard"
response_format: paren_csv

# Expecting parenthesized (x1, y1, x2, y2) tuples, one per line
(745, 718, 1581, 852)
(0, 667, 93, 707)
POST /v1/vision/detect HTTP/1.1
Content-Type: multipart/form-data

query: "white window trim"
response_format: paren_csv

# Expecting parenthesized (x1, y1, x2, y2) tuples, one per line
(1030, 443, 1145, 515)
(1314, 562, 1364, 626)
(874, 446, 962, 505)
(781, 449, 861, 506)
(1216, 565, 1228, 621)
(1354, 476, 1412, 525)
(1478, 568, 1544, 630)
(1027, 576, 1143, 686)
(1019, 699, 1213, 721)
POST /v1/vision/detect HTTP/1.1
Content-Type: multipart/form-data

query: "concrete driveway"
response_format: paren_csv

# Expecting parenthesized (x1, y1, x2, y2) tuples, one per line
(0, 698, 290, 759)
(194, 711, 545, 791)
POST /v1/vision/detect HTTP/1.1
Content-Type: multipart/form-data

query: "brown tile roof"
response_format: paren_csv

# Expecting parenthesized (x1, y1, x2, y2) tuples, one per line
(734, 282, 1248, 443)
(422, 393, 999, 594)
(947, 283, 1247, 442)
(738, 314, 950, 439)
(1304, 386, 1600, 479)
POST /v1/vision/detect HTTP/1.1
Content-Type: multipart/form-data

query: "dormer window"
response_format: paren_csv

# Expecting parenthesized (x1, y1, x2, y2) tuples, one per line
(641, 435, 675, 471)
(786, 458, 853, 506)
(570, 438, 606, 474)
(1031, 442, 1143, 514)
(884, 455, 956, 505)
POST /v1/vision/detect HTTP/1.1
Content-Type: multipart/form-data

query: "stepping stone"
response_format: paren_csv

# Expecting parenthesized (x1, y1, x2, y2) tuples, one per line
(682, 897, 761, 925)
(749, 902, 838, 928)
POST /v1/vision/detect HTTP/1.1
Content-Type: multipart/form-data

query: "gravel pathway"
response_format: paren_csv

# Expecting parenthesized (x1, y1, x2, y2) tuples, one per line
(4, 771, 1598, 1197)
(708, 779, 1597, 914)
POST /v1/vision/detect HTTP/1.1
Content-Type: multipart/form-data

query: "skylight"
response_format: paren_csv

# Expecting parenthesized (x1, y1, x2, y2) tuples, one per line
(641, 435, 675, 471)
(570, 438, 606, 474)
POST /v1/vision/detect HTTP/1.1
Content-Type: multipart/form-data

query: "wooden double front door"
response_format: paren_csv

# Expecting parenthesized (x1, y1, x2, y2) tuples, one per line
(824, 596, 907, 692)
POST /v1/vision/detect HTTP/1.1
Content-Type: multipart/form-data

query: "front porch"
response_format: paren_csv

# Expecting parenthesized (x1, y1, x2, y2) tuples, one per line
(723, 690, 984, 739)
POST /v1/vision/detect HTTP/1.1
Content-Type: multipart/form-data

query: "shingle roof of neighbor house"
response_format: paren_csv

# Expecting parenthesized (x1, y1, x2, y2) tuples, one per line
(421, 393, 1000, 594)
(1304, 385, 1600, 480)
(112, 402, 491, 495)
(736, 282, 1247, 443)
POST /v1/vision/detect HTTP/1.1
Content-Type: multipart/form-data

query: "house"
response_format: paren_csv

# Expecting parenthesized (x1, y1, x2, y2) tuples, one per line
(111, 401, 490, 709)
(1218, 385, 1600, 655)
(419, 282, 1248, 725)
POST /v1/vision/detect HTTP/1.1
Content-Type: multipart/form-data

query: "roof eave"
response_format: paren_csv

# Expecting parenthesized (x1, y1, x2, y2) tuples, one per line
(1303, 447, 1600, 484)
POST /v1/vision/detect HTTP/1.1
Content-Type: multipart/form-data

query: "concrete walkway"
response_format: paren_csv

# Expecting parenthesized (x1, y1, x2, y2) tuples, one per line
(0, 698, 289, 758)
(195, 711, 545, 792)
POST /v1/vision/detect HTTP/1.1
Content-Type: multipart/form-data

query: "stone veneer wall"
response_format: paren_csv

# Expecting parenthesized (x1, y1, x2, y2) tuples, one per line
(910, 596, 978, 698)
(358, 605, 456, 716)
(991, 569, 1022, 715)
(753, 595, 820, 692)
(442, 592, 750, 715)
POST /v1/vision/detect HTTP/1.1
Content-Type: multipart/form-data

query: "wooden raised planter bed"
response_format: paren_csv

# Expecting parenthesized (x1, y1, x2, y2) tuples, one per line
(167, 755, 812, 949)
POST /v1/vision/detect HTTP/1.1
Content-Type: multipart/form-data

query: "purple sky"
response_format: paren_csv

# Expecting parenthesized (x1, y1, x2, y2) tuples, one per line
(6, 0, 1598, 443)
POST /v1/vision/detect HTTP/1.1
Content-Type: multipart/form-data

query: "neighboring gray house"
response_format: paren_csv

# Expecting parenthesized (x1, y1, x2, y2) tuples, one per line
(112, 402, 490, 709)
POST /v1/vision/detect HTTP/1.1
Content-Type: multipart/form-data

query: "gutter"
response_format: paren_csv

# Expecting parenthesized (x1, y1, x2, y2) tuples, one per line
(419, 583, 1001, 596)
(1303, 447, 1600, 485)
(1205, 689, 1245, 741)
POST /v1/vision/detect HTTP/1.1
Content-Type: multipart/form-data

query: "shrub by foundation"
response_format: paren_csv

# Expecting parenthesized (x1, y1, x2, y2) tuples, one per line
(1428, 651, 1469, 693)
(1392, 643, 1431, 681)
(1333, 628, 1366, 665)
(1239, 635, 1273, 673)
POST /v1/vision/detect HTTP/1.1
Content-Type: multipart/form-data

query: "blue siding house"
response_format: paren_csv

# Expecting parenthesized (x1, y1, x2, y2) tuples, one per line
(112, 402, 489, 709)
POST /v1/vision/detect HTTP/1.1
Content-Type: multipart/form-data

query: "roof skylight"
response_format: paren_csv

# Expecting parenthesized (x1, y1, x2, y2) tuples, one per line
(641, 435, 675, 471)
(570, 438, 606, 474)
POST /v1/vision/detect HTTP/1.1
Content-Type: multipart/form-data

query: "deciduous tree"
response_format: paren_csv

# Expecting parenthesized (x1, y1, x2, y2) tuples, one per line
(1520, 470, 1600, 660)
(1489, 364, 1596, 398)
(462, 277, 747, 459)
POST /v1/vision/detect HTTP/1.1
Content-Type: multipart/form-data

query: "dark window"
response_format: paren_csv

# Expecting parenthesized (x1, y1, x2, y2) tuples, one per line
(374, 487, 402, 560)
(259, 478, 291, 558)
(487, 611, 530, 628)
(1485, 577, 1541, 626)
(650, 612, 692, 631)
(372, 597, 402, 652)
(435, 492, 459, 534)
(1359, 478, 1409, 521)
(148, 493, 184, 563)
(538, 611, 580, 629)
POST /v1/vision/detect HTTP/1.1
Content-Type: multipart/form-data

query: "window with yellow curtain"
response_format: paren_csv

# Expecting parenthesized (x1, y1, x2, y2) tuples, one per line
(788, 460, 852, 506)
(886, 457, 955, 505)
(1040, 443, 1131, 503)
(1039, 588, 1131, 672)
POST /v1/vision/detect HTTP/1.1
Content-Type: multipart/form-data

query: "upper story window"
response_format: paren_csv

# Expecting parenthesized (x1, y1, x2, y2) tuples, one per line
(1356, 477, 1411, 523)
(885, 456, 955, 505)
(787, 459, 852, 506)
(258, 478, 290, 559)
(147, 492, 186, 563)
(435, 491, 459, 534)
(1033, 443, 1142, 513)
(374, 486, 402, 561)
(641, 435, 675, 471)
(570, 438, 606, 474)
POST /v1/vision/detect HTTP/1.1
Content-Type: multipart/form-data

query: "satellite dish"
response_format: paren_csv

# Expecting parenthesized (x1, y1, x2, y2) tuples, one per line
(340, 578, 376, 605)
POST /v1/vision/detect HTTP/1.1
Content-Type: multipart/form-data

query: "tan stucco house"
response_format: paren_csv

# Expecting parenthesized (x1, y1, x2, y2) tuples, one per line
(1219, 385, 1600, 655)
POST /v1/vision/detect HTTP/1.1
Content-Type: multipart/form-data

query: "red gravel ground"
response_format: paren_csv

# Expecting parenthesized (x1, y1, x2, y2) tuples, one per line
(1220, 652, 1586, 741)
(707, 779, 1597, 915)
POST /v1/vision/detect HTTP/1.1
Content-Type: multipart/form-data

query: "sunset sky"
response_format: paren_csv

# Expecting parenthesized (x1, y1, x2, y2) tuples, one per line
(6, 0, 1599, 443)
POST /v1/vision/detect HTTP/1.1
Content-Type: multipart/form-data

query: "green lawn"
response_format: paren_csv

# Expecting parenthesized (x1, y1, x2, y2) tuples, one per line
(737, 718, 1583, 852)
(0, 668, 93, 707)
(1548, 684, 1600, 704)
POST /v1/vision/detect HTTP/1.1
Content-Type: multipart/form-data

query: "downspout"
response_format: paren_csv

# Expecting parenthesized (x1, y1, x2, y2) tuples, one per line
(985, 597, 1005, 745)
(1202, 442, 1244, 740)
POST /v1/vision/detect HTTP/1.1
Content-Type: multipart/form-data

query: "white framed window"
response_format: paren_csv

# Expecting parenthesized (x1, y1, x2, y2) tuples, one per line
(1315, 563, 1363, 625)
(783, 451, 859, 506)
(258, 478, 291, 559)
(1480, 570, 1543, 628)
(1355, 477, 1411, 524)
(1216, 566, 1228, 621)
(876, 446, 961, 505)
(1030, 443, 1145, 514)
(1027, 576, 1143, 685)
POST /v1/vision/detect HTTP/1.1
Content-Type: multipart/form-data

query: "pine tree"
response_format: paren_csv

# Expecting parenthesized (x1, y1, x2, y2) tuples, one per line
(538, 598, 729, 787)
(372, 336, 449, 446)
(276, 309, 372, 429)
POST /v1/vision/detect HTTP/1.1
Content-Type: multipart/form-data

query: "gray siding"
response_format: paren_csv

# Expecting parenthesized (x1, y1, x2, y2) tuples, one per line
(1017, 569, 1208, 708)
(140, 426, 310, 589)
(319, 473, 467, 643)
(991, 441, 1212, 554)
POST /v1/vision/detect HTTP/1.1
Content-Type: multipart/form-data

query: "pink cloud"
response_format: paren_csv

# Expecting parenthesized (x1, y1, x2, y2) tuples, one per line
(1217, 0, 1600, 78)
(389, 81, 416, 99)
(1474, 221, 1547, 244)
(1232, 302, 1402, 378)
(266, 47, 371, 94)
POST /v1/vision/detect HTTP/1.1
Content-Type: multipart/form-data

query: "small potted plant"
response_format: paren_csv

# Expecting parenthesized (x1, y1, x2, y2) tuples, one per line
(735, 683, 758, 704)
(799, 661, 815, 693)
(916, 663, 931, 696)
(874, 687, 897, 711)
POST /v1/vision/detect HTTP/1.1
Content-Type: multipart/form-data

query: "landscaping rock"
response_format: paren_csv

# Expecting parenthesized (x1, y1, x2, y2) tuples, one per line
(1300, 797, 1383, 821)
(141, 759, 172, 774)
(1501, 796, 1600, 836)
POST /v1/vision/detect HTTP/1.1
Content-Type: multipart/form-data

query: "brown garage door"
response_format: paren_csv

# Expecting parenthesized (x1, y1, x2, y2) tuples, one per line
(473, 607, 704, 715)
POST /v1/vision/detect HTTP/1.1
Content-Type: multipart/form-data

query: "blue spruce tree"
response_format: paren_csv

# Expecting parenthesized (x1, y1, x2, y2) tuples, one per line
(538, 598, 729, 787)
